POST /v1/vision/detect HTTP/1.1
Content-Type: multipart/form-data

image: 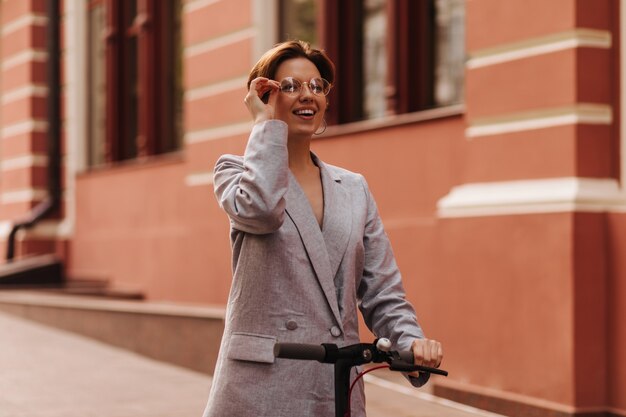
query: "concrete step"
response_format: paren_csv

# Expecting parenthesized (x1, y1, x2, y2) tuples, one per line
(0, 254, 63, 286)
(0, 290, 225, 375)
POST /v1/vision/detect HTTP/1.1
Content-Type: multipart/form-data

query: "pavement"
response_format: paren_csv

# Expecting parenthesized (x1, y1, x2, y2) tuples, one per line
(0, 310, 503, 417)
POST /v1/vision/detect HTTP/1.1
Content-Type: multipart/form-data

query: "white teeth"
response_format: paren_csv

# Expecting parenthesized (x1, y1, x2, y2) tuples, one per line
(295, 109, 315, 116)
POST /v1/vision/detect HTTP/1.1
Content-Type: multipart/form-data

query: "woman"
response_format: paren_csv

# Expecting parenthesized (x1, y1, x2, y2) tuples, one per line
(203, 40, 442, 417)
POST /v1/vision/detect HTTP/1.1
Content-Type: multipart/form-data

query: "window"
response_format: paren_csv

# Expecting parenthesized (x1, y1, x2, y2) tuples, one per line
(87, 0, 182, 167)
(279, 0, 318, 45)
(278, 0, 465, 125)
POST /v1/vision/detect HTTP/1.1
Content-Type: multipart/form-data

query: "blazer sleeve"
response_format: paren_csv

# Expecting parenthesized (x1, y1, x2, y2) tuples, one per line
(356, 175, 430, 387)
(213, 120, 289, 234)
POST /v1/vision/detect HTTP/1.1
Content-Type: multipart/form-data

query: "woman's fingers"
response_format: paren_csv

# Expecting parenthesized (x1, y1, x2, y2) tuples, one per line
(247, 78, 278, 101)
(411, 338, 443, 368)
(245, 77, 280, 123)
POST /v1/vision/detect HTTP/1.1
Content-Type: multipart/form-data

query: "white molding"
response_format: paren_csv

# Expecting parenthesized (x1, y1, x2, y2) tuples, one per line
(1, 13, 48, 36)
(467, 29, 612, 69)
(0, 188, 48, 204)
(621, 0, 626, 187)
(184, 27, 255, 58)
(1, 50, 47, 70)
(183, 0, 221, 14)
(0, 219, 68, 239)
(184, 121, 251, 144)
(1, 154, 48, 171)
(60, 0, 89, 239)
(185, 172, 214, 187)
(1, 120, 48, 139)
(252, 0, 278, 61)
(0, 221, 12, 239)
(466, 104, 612, 138)
(185, 76, 247, 101)
(437, 178, 626, 218)
(1, 85, 48, 104)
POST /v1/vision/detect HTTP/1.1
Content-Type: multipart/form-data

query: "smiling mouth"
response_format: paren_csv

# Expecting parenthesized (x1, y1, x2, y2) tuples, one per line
(293, 109, 316, 117)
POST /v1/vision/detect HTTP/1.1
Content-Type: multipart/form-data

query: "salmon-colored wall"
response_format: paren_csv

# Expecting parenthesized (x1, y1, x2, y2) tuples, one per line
(434, 213, 576, 404)
(71, 157, 232, 303)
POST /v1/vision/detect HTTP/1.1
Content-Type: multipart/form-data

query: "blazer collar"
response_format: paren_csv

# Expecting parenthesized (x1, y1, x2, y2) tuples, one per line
(284, 154, 352, 325)
(314, 155, 353, 299)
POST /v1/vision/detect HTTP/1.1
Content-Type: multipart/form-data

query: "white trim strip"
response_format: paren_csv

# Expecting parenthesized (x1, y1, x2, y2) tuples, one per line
(185, 121, 251, 144)
(185, 76, 247, 101)
(1, 188, 48, 204)
(619, 0, 626, 187)
(437, 177, 626, 218)
(1, 120, 48, 139)
(1, 13, 48, 36)
(20, 220, 67, 239)
(252, 0, 278, 61)
(2, 85, 48, 105)
(0, 220, 67, 239)
(466, 104, 612, 138)
(184, 27, 255, 58)
(364, 375, 507, 417)
(0, 221, 12, 239)
(61, 0, 89, 239)
(1, 50, 47, 70)
(1, 154, 48, 171)
(468, 29, 612, 69)
(185, 172, 214, 187)
(183, 0, 221, 14)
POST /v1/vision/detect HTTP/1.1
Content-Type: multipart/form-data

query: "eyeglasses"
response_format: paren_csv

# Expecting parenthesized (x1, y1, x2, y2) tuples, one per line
(278, 77, 332, 97)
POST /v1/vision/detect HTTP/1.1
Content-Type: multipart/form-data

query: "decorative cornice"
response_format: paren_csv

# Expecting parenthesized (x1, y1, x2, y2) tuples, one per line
(437, 177, 626, 218)
(466, 104, 612, 138)
(467, 29, 612, 69)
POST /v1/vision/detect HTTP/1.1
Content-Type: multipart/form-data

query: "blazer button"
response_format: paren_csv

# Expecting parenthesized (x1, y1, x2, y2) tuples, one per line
(285, 320, 298, 330)
(330, 326, 341, 337)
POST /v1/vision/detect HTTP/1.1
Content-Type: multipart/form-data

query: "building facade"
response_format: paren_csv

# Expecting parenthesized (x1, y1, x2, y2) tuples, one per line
(0, 0, 624, 416)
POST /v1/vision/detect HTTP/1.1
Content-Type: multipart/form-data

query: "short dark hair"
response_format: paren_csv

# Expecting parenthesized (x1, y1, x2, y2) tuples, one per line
(247, 40, 335, 90)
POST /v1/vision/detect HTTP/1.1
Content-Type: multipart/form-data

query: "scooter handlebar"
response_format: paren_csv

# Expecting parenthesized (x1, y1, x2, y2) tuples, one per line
(392, 350, 449, 376)
(274, 342, 326, 362)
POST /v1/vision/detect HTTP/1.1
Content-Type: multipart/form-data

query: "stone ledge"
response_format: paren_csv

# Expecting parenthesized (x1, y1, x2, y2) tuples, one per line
(0, 290, 225, 375)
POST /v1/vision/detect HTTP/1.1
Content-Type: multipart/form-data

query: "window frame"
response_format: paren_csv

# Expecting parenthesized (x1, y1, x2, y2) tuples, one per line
(88, 0, 180, 166)
(318, 0, 462, 127)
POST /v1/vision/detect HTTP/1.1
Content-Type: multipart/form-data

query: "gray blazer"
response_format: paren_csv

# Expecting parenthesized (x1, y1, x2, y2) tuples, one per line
(203, 120, 426, 417)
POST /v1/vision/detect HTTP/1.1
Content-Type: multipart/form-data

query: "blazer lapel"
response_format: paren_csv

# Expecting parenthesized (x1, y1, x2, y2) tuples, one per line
(285, 172, 343, 327)
(316, 158, 352, 288)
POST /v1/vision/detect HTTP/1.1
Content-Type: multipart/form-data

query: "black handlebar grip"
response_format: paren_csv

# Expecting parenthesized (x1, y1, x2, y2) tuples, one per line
(395, 350, 449, 376)
(398, 350, 415, 364)
(274, 343, 326, 362)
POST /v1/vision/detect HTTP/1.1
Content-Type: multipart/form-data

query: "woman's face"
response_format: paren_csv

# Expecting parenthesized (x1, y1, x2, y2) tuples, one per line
(273, 57, 328, 139)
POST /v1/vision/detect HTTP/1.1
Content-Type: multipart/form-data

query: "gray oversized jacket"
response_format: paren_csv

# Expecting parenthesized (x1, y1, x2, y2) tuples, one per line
(203, 120, 426, 417)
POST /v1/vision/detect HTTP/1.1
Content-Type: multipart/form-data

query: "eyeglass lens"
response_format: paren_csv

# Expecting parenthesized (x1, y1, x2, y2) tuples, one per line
(279, 77, 330, 96)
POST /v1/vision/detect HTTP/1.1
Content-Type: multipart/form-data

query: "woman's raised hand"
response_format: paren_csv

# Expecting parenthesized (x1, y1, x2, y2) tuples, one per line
(244, 77, 280, 124)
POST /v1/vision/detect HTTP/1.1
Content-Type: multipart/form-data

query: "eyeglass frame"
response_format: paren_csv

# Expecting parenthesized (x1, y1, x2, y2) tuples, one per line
(277, 77, 332, 97)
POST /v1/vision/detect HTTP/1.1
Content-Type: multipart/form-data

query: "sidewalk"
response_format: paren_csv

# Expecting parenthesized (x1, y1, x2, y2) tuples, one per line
(0, 310, 502, 417)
